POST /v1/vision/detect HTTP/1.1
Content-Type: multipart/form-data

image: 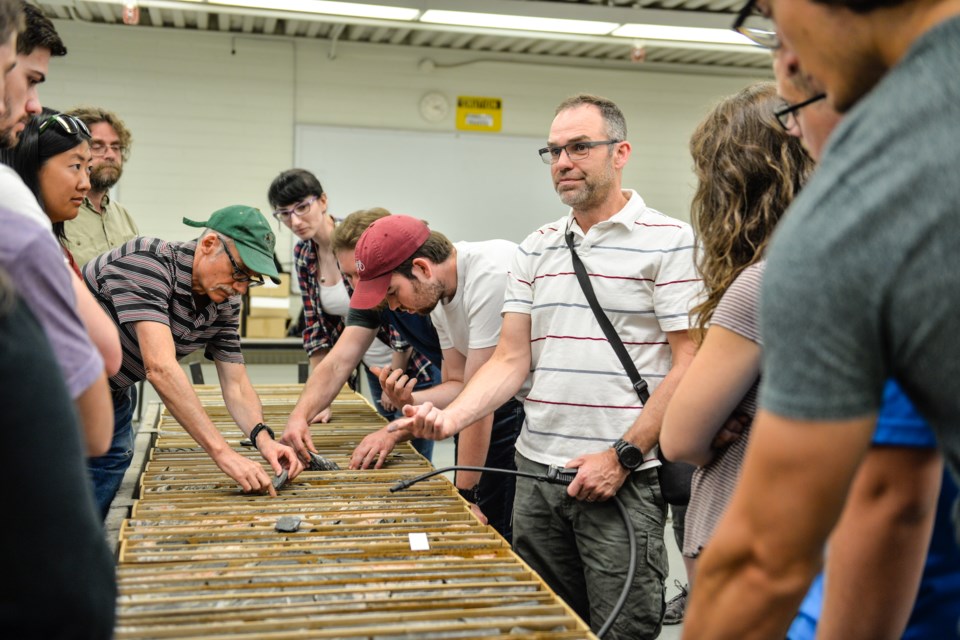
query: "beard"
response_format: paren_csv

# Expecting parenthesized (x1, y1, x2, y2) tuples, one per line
(0, 128, 14, 149)
(90, 161, 123, 190)
(208, 284, 241, 301)
(410, 279, 445, 315)
(555, 158, 617, 209)
(0, 116, 26, 150)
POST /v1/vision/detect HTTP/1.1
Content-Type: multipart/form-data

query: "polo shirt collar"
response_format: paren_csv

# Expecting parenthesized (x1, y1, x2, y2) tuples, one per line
(565, 189, 645, 237)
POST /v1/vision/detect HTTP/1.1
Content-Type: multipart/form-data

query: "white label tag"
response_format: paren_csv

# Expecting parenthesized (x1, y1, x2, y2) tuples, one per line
(408, 532, 430, 551)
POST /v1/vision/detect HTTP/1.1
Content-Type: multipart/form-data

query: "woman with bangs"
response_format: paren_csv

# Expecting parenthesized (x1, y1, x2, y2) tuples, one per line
(0, 110, 122, 453)
(2, 109, 94, 274)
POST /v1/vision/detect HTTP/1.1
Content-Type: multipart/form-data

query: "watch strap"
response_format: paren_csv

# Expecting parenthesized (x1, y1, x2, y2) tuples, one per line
(250, 423, 274, 450)
(457, 485, 480, 504)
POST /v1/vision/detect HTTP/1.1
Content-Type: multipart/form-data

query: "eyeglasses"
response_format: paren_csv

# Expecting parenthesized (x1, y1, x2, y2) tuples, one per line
(89, 141, 126, 157)
(218, 236, 264, 287)
(38, 114, 91, 137)
(732, 0, 780, 49)
(774, 93, 827, 130)
(272, 195, 319, 223)
(538, 140, 620, 165)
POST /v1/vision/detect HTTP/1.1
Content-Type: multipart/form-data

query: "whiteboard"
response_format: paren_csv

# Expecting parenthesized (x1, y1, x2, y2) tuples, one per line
(295, 125, 568, 246)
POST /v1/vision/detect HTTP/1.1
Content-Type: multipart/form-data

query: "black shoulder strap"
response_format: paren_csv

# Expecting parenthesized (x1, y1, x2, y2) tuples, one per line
(566, 231, 649, 404)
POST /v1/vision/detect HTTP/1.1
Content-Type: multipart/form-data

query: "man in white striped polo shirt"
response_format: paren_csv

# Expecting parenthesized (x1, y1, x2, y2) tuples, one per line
(395, 94, 700, 638)
(84, 205, 304, 519)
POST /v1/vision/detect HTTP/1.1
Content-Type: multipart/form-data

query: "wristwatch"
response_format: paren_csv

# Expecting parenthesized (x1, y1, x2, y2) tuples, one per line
(249, 423, 274, 450)
(457, 485, 480, 504)
(613, 438, 643, 471)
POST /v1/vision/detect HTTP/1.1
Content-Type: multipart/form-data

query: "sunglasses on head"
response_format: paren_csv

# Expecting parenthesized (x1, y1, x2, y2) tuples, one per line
(38, 113, 91, 137)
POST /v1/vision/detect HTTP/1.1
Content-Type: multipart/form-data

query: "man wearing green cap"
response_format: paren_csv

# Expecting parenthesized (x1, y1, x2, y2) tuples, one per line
(83, 205, 303, 519)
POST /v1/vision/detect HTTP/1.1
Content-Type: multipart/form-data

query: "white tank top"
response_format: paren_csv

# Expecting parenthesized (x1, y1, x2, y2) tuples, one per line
(318, 278, 392, 368)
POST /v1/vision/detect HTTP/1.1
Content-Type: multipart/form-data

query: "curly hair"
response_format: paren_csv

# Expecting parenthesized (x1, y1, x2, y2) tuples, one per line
(688, 82, 813, 342)
(66, 105, 133, 161)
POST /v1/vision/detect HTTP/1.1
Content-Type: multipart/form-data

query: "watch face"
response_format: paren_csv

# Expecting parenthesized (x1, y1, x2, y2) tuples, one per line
(617, 441, 643, 469)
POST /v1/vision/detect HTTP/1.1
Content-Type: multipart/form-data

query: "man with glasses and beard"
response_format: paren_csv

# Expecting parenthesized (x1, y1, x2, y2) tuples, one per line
(62, 106, 138, 267)
(84, 205, 304, 519)
(685, 0, 960, 637)
(393, 94, 700, 639)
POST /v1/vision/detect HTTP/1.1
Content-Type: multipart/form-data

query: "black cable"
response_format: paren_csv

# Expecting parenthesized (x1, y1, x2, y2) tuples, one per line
(389, 465, 545, 492)
(390, 464, 636, 639)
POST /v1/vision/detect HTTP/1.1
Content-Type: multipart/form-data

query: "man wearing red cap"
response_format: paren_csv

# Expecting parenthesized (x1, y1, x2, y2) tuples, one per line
(84, 205, 303, 519)
(285, 213, 525, 542)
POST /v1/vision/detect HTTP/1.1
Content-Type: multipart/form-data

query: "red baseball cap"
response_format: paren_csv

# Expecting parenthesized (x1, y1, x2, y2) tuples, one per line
(350, 215, 430, 309)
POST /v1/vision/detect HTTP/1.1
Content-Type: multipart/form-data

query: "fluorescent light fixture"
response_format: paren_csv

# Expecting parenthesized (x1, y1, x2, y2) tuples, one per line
(207, 0, 420, 21)
(612, 23, 756, 46)
(420, 9, 618, 36)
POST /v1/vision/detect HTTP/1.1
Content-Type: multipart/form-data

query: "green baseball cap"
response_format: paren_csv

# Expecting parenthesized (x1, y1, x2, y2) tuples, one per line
(183, 205, 281, 284)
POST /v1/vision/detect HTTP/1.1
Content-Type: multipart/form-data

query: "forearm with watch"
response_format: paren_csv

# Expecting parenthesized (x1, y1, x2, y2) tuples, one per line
(614, 337, 695, 467)
(145, 362, 236, 459)
(249, 422, 276, 450)
(612, 437, 646, 471)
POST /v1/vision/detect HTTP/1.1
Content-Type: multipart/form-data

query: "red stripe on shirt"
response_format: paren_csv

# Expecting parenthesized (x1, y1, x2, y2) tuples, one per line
(655, 278, 702, 287)
(635, 222, 682, 228)
(532, 271, 653, 283)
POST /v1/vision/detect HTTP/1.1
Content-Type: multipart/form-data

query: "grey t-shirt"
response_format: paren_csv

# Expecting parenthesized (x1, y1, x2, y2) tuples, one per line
(760, 17, 960, 490)
(0, 206, 103, 399)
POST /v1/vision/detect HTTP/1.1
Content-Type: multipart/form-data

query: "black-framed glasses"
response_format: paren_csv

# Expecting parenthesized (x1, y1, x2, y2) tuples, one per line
(538, 139, 620, 165)
(272, 195, 319, 223)
(89, 141, 126, 157)
(774, 93, 827, 130)
(218, 237, 264, 287)
(38, 113, 91, 137)
(732, 0, 779, 49)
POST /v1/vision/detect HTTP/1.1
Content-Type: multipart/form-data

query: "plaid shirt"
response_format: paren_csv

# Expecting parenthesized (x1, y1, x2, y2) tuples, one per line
(294, 237, 434, 384)
(294, 238, 345, 356)
(386, 324, 436, 385)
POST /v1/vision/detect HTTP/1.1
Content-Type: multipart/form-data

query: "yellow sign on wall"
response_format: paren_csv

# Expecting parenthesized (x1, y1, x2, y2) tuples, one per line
(456, 96, 502, 132)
